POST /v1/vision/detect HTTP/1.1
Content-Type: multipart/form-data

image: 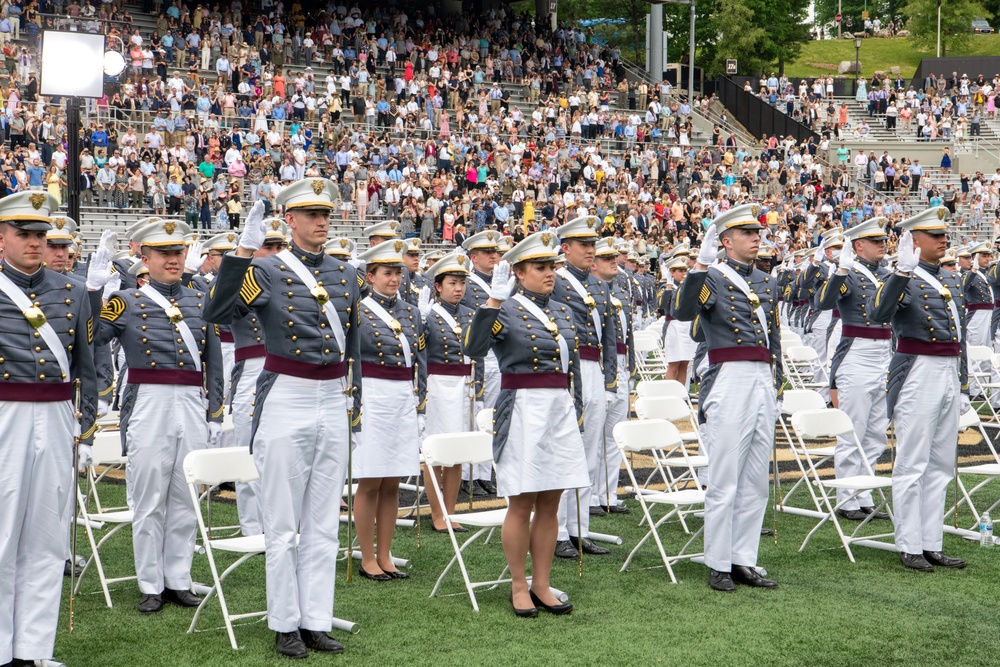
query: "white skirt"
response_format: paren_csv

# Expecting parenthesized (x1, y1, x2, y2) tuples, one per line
(425, 373, 473, 436)
(496, 388, 589, 497)
(664, 318, 697, 362)
(354, 377, 419, 478)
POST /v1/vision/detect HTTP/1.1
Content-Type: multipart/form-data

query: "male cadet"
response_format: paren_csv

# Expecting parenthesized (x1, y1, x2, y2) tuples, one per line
(871, 207, 969, 573)
(228, 219, 289, 536)
(957, 244, 973, 273)
(961, 242, 995, 399)
(591, 236, 633, 514)
(0, 192, 97, 667)
(553, 214, 617, 558)
(362, 219, 400, 248)
(673, 204, 783, 592)
(803, 231, 844, 404)
(817, 217, 893, 521)
(188, 232, 242, 401)
(111, 217, 164, 291)
(399, 238, 428, 305)
(636, 256, 655, 328)
(460, 229, 504, 495)
(614, 241, 636, 312)
(205, 182, 361, 658)
(90, 219, 225, 614)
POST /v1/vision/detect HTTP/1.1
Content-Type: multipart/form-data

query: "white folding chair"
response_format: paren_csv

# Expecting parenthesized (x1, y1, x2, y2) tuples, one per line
(85, 428, 128, 514)
(635, 379, 693, 405)
(632, 395, 706, 494)
(783, 346, 828, 391)
(423, 432, 511, 611)
(781, 330, 804, 348)
(74, 433, 136, 608)
(775, 390, 834, 519)
(792, 409, 895, 562)
(184, 447, 268, 650)
(613, 419, 704, 582)
(967, 346, 1000, 424)
(944, 408, 1000, 538)
(634, 332, 668, 381)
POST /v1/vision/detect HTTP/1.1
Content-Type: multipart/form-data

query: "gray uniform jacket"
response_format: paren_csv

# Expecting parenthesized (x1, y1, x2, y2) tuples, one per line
(552, 263, 618, 390)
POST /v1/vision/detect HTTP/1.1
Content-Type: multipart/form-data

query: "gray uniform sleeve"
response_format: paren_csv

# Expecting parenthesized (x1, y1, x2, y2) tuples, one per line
(76, 291, 99, 444)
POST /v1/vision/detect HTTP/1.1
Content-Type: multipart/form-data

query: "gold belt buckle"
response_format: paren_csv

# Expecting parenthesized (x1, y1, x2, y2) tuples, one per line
(545, 319, 559, 335)
(390, 318, 403, 335)
(748, 292, 761, 309)
(311, 285, 330, 305)
(584, 294, 596, 311)
(165, 305, 184, 324)
(452, 326, 462, 335)
(940, 287, 952, 303)
(23, 306, 47, 329)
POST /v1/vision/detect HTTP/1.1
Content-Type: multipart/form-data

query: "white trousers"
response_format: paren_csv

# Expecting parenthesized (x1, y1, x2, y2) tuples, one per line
(126, 384, 207, 594)
(558, 359, 606, 540)
(0, 400, 73, 664)
(833, 339, 891, 509)
(594, 355, 629, 506)
(233, 356, 264, 536)
(253, 374, 349, 633)
(701, 361, 777, 571)
(890, 355, 960, 554)
(805, 310, 831, 402)
(464, 350, 500, 482)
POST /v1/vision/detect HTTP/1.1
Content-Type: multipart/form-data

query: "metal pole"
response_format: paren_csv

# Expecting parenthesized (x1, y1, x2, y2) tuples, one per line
(837, 0, 842, 39)
(855, 44, 859, 82)
(688, 0, 695, 103)
(66, 97, 81, 225)
(936, 0, 942, 58)
(649, 3, 663, 81)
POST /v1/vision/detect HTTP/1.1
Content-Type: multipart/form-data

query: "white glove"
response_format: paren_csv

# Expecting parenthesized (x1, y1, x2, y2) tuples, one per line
(417, 285, 433, 322)
(78, 444, 93, 472)
(837, 245, 855, 275)
(238, 200, 268, 252)
(812, 244, 824, 264)
(489, 260, 515, 301)
(960, 394, 972, 415)
(208, 422, 222, 446)
(97, 400, 109, 418)
(606, 391, 616, 408)
(696, 226, 719, 266)
(184, 241, 204, 273)
(896, 230, 921, 273)
(86, 229, 117, 290)
(102, 274, 121, 300)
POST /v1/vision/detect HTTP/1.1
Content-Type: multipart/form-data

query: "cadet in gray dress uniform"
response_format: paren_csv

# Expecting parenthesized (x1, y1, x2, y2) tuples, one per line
(816, 217, 893, 521)
(417, 251, 483, 532)
(464, 231, 588, 617)
(870, 207, 970, 573)
(961, 242, 995, 399)
(352, 239, 426, 582)
(92, 219, 225, 615)
(803, 232, 844, 404)
(400, 238, 429, 306)
(551, 215, 617, 560)
(206, 182, 361, 658)
(0, 192, 98, 667)
(673, 204, 783, 592)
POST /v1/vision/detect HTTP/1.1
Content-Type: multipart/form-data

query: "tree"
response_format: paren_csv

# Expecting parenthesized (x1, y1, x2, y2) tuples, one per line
(706, 0, 766, 75)
(699, 0, 810, 76)
(903, 0, 992, 55)
(814, 0, 908, 29)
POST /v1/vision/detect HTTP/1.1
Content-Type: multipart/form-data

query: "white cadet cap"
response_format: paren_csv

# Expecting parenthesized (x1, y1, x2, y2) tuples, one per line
(594, 236, 618, 257)
(968, 241, 993, 256)
(898, 206, 949, 235)
(262, 218, 290, 241)
(820, 230, 845, 250)
(363, 219, 401, 239)
(502, 231, 561, 264)
(556, 214, 601, 241)
(132, 219, 193, 250)
(462, 229, 502, 250)
(0, 191, 59, 230)
(127, 217, 165, 241)
(202, 231, 239, 253)
(423, 250, 471, 280)
(128, 257, 149, 276)
(843, 216, 888, 241)
(325, 237, 356, 258)
(706, 203, 763, 234)
(940, 247, 959, 265)
(404, 238, 423, 255)
(356, 238, 408, 266)
(47, 215, 78, 245)
(275, 177, 338, 211)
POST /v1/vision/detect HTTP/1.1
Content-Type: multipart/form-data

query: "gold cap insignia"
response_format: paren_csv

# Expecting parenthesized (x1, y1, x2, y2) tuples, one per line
(389, 221, 399, 231)
(541, 233, 552, 247)
(339, 238, 350, 248)
(311, 179, 326, 195)
(271, 220, 282, 231)
(54, 218, 66, 230)
(751, 204, 762, 217)
(29, 193, 46, 210)
(937, 208, 947, 220)
(227, 233, 236, 242)
(411, 239, 421, 247)
(487, 231, 496, 241)
(163, 222, 177, 236)
(586, 217, 595, 229)
(606, 238, 614, 248)
(457, 254, 467, 266)
(394, 240, 405, 253)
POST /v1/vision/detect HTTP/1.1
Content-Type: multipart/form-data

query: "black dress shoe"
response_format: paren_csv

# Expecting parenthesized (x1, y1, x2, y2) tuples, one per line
(899, 552, 935, 572)
(570, 536, 611, 555)
(432, 525, 469, 533)
(163, 587, 202, 607)
(731, 565, 778, 588)
(470, 481, 489, 497)
(475, 479, 497, 495)
(554, 540, 580, 559)
(9, 659, 34, 667)
(64, 558, 82, 577)
(510, 593, 538, 618)
(529, 589, 573, 615)
(275, 630, 308, 659)
(837, 508, 869, 521)
(923, 550, 966, 569)
(300, 629, 345, 653)
(859, 506, 891, 520)
(760, 527, 775, 536)
(138, 593, 164, 614)
(709, 569, 736, 592)
(589, 505, 607, 516)
(358, 565, 392, 581)
(602, 504, 631, 514)
(383, 569, 411, 580)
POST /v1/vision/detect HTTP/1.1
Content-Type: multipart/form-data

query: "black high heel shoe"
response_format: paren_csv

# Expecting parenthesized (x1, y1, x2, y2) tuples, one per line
(358, 565, 392, 582)
(510, 593, 538, 618)
(529, 589, 573, 615)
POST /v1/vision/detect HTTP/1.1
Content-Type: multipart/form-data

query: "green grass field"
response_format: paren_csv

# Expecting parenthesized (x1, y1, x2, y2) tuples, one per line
(785, 34, 1000, 79)
(57, 448, 1000, 667)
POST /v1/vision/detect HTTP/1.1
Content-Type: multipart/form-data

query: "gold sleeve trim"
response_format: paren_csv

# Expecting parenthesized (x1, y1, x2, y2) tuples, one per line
(81, 423, 98, 440)
(491, 319, 503, 336)
(101, 296, 126, 322)
(211, 404, 226, 419)
(240, 266, 263, 305)
(698, 284, 710, 305)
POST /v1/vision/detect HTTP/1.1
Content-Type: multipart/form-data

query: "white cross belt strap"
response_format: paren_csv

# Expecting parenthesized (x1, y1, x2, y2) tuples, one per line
(431, 303, 469, 364)
(0, 270, 70, 378)
(140, 284, 203, 372)
(711, 263, 770, 348)
(277, 249, 346, 355)
(468, 272, 490, 295)
(853, 263, 881, 287)
(611, 296, 628, 350)
(558, 267, 602, 344)
(513, 294, 569, 373)
(913, 266, 962, 343)
(363, 296, 412, 367)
